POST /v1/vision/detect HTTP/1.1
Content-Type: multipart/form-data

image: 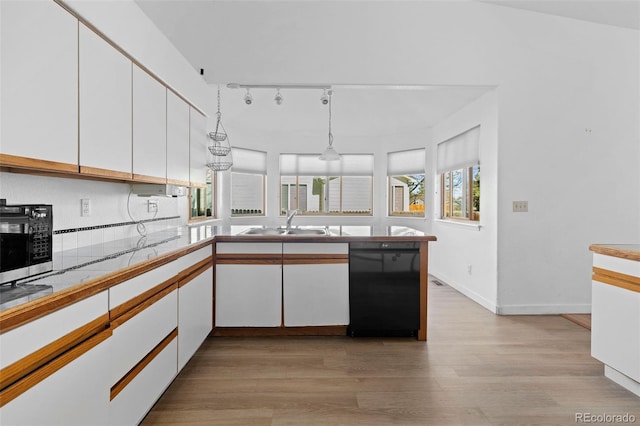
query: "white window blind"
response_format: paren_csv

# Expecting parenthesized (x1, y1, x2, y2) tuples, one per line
(436, 125, 480, 173)
(387, 148, 426, 176)
(231, 147, 267, 174)
(280, 154, 374, 176)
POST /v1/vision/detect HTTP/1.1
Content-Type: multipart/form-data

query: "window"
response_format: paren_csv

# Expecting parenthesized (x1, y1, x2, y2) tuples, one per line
(437, 126, 480, 221)
(280, 154, 374, 215)
(230, 147, 267, 216)
(189, 169, 215, 221)
(387, 148, 426, 217)
(441, 165, 480, 220)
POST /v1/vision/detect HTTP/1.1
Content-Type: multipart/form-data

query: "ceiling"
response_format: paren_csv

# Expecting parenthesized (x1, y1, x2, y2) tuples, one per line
(134, 0, 638, 134)
(479, 0, 640, 30)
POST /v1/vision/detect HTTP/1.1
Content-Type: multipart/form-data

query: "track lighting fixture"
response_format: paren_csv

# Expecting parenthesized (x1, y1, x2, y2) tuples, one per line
(244, 88, 253, 105)
(320, 89, 329, 105)
(274, 88, 284, 105)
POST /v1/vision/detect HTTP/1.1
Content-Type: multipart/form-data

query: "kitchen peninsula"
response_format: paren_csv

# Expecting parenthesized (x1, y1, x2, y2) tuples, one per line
(590, 244, 640, 397)
(0, 224, 436, 425)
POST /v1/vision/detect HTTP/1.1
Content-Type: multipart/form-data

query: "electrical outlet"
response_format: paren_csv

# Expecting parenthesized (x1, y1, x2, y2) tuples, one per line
(81, 199, 91, 217)
(512, 201, 528, 212)
(148, 200, 158, 213)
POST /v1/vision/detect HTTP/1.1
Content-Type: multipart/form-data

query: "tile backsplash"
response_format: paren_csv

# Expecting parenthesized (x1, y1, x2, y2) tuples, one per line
(1, 171, 188, 251)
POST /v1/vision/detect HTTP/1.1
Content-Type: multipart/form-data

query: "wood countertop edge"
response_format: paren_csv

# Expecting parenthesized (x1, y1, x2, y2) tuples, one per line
(589, 244, 640, 262)
(0, 239, 214, 333)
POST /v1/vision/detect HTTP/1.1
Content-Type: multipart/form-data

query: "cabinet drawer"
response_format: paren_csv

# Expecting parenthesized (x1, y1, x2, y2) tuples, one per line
(110, 288, 177, 385)
(283, 243, 348, 255)
(0, 330, 111, 425)
(109, 336, 177, 426)
(0, 291, 108, 370)
(216, 242, 282, 254)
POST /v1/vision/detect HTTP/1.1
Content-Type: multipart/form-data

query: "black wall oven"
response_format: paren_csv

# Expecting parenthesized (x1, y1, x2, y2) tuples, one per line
(0, 200, 53, 285)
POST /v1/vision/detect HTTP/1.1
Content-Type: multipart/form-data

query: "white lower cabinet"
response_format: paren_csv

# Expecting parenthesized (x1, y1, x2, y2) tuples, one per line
(283, 263, 349, 326)
(109, 338, 177, 426)
(0, 332, 111, 426)
(110, 289, 178, 386)
(215, 264, 282, 327)
(283, 243, 349, 327)
(178, 265, 213, 371)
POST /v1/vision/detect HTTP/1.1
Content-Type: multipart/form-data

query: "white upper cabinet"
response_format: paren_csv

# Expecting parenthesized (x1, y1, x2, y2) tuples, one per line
(0, 0, 78, 171)
(166, 91, 191, 185)
(79, 23, 132, 178)
(132, 65, 167, 183)
(189, 109, 209, 187)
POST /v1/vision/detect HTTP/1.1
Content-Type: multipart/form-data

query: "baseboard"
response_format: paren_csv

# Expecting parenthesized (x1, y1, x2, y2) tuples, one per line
(430, 273, 498, 313)
(496, 303, 592, 315)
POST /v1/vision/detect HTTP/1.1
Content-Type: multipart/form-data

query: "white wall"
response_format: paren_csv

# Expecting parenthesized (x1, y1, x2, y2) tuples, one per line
(430, 91, 499, 312)
(205, 1, 640, 313)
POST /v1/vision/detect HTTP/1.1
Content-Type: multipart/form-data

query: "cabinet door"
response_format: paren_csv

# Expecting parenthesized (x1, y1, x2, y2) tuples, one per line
(132, 64, 167, 183)
(79, 23, 132, 178)
(166, 91, 191, 186)
(216, 265, 282, 327)
(0, 331, 111, 426)
(283, 263, 349, 326)
(189, 109, 209, 187)
(283, 243, 349, 326)
(0, 0, 78, 171)
(178, 266, 213, 371)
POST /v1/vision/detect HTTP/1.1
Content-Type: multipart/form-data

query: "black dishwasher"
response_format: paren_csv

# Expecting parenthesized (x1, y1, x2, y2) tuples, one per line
(348, 241, 420, 337)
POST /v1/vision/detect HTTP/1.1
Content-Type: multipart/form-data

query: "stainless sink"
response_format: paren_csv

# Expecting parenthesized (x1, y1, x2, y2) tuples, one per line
(240, 227, 328, 236)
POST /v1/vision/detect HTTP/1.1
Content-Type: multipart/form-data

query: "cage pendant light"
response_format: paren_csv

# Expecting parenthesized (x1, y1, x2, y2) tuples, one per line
(207, 86, 233, 171)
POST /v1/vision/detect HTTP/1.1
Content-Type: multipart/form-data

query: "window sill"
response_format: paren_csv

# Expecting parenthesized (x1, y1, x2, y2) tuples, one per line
(434, 218, 481, 230)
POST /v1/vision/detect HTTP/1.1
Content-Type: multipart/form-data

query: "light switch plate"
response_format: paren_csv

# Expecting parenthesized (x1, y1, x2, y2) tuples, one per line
(81, 199, 91, 217)
(513, 201, 528, 212)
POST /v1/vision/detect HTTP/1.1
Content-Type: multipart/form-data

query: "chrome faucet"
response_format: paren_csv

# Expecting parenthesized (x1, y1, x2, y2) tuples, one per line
(286, 209, 300, 231)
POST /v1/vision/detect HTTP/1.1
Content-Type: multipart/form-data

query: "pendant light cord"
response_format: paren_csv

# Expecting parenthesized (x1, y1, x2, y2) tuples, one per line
(328, 91, 334, 147)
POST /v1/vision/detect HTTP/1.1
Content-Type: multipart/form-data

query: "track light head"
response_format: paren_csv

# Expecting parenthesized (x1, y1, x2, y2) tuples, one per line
(274, 89, 284, 105)
(244, 89, 253, 105)
(320, 89, 329, 105)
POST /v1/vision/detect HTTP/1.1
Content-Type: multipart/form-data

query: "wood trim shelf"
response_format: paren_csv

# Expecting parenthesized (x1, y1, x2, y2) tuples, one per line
(79, 165, 133, 181)
(0, 153, 78, 174)
(132, 174, 167, 184)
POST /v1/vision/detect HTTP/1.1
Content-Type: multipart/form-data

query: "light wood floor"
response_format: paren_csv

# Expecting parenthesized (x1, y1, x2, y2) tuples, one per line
(142, 281, 640, 425)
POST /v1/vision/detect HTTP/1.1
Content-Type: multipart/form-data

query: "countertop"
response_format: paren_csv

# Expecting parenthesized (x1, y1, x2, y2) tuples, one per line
(589, 244, 640, 262)
(0, 224, 435, 328)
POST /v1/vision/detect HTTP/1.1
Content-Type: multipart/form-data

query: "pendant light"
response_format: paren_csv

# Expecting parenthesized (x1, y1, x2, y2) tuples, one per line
(319, 90, 340, 161)
(207, 85, 233, 171)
